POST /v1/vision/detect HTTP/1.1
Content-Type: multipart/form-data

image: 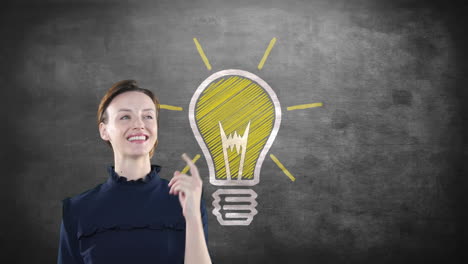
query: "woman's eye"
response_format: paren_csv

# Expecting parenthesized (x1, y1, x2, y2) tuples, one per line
(120, 115, 152, 120)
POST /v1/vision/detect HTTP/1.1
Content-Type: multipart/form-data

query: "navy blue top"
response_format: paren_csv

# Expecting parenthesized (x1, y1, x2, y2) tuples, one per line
(57, 164, 210, 264)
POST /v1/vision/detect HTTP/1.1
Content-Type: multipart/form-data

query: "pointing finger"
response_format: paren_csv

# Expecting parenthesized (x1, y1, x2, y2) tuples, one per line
(181, 153, 200, 179)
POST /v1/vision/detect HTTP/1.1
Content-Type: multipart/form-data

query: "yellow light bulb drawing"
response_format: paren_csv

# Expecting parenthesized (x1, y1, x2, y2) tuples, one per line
(189, 69, 281, 225)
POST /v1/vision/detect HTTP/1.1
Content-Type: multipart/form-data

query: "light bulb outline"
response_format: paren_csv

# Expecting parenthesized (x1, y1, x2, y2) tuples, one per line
(188, 69, 282, 186)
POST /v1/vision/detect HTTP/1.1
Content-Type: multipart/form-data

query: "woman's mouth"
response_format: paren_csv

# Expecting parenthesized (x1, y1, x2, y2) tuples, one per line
(127, 135, 148, 144)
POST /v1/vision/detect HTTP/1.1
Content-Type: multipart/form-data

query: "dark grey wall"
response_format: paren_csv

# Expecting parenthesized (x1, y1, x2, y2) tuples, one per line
(2, 0, 467, 263)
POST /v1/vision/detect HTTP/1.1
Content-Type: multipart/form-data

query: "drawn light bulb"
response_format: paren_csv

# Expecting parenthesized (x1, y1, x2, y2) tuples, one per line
(189, 69, 281, 226)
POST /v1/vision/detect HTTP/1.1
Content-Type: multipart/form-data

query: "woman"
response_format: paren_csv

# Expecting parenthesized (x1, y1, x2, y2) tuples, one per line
(57, 80, 212, 264)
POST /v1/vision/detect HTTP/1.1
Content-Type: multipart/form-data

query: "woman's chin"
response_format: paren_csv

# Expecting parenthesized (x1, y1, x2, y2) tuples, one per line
(122, 150, 151, 159)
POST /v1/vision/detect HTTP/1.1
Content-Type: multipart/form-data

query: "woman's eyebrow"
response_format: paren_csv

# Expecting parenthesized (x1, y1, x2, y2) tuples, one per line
(118, 108, 155, 112)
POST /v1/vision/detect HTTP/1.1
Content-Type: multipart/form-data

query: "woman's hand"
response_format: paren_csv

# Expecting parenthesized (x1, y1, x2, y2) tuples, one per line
(168, 153, 203, 221)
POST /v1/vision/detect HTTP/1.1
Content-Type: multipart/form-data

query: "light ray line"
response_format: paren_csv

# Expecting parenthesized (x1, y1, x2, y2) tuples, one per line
(270, 154, 296, 182)
(181, 154, 201, 174)
(258, 37, 277, 70)
(193, 38, 212, 70)
(160, 104, 183, 111)
(287, 103, 323, 111)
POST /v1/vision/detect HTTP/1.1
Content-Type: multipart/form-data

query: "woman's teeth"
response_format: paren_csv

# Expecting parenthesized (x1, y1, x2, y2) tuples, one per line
(128, 136, 147, 141)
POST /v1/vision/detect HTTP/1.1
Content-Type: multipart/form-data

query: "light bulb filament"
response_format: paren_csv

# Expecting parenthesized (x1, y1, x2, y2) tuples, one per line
(219, 121, 251, 180)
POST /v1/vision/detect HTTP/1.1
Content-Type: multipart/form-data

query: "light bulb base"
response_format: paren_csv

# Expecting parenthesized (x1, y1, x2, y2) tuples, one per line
(212, 188, 258, 226)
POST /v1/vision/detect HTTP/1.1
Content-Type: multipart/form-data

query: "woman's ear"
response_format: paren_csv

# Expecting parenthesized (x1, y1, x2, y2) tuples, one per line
(99, 122, 110, 141)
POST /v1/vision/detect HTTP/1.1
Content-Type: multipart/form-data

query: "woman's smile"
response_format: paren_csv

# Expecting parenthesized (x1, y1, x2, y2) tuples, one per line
(128, 138, 148, 144)
(127, 135, 149, 144)
(126, 133, 150, 144)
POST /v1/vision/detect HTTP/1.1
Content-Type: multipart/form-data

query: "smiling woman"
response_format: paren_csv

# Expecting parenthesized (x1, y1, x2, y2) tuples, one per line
(96, 80, 160, 160)
(57, 80, 213, 264)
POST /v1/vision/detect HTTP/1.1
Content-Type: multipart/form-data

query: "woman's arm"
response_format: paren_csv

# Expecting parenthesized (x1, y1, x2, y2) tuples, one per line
(169, 153, 212, 264)
(57, 198, 85, 264)
(185, 213, 212, 264)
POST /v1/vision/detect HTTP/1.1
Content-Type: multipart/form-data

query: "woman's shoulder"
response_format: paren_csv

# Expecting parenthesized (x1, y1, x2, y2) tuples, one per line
(62, 183, 106, 212)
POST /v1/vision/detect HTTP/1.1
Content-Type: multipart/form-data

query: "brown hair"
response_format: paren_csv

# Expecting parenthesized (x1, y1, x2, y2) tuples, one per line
(97, 80, 160, 159)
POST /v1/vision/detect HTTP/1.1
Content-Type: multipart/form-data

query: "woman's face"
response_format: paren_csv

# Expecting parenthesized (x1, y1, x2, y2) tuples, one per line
(99, 91, 157, 159)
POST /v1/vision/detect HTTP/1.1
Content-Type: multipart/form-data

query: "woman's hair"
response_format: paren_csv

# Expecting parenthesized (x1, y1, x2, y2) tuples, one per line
(97, 80, 160, 159)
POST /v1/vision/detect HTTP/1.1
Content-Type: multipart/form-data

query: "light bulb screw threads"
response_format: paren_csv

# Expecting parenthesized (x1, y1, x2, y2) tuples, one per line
(212, 188, 258, 226)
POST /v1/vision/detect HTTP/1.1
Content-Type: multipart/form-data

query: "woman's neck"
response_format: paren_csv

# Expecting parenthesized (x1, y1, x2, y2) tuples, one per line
(113, 155, 152, 181)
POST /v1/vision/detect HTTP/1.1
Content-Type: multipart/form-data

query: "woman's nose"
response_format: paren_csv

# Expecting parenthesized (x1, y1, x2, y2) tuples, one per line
(133, 117, 145, 128)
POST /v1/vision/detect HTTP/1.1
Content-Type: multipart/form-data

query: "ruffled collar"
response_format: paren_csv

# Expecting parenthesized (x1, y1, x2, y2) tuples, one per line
(107, 164, 162, 186)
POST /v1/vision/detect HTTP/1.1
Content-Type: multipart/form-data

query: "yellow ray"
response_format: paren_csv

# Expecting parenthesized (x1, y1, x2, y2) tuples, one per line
(287, 102, 323, 111)
(269, 154, 295, 182)
(181, 154, 201, 174)
(160, 104, 183, 111)
(193, 38, 212, 70)
(258, 37, 277, 70)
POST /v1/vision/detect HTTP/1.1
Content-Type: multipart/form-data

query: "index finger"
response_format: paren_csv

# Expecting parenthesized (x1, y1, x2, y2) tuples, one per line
(181, 153, 200, 179)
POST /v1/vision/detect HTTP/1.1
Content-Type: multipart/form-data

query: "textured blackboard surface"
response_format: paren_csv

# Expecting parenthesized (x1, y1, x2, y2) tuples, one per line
(2, 0, 467, 263)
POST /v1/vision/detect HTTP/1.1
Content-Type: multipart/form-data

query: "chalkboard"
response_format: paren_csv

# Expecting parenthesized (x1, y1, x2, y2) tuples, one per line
(2, 0, 467, 263)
